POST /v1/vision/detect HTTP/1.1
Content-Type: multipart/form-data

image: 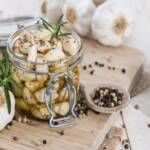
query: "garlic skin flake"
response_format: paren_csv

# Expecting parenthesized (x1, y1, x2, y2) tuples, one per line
(0, 87, 15, 131)
(62, 0, 96, 36)
(91, 0, 134, 47)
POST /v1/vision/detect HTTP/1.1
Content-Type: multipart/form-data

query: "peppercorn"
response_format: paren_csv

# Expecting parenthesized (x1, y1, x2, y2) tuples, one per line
(90, 70, 94, 75)
(134, 104, 140, 110)
(59, 130, 64, 136)
(12, 136, 18, 141)
(95, 61, 98, 66)
(89, 64, 92, 68)
(43, 139, 47, 144)
(82, 65, 87, 70)
(121, 68, 126, 74)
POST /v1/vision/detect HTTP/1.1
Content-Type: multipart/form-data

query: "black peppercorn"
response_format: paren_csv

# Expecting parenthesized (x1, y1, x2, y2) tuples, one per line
(95, 61, 98, 66)
(122, 68, 126, 74)
(90, 70, 94, 75)
(124, 143, 129, 149)
(12, 136, 18, 141)
(82, 65, 87, 70)
(43, 139, 47, 144)
(89, 64, 92, 68)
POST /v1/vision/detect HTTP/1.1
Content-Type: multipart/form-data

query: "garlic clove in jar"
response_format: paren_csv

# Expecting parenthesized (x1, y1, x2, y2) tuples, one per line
(58, 87, 69, 102)
(17, 70, 36, 82)
(25, 81, 45, 93)
(62, 37, 79, 56)
(23, 88, 37, 105)
(44, 48, 66, 62)
(51, 40, 62, 50)
(0, 87, 15, 131)
(31, 106, 49, 120)
(36, 29, 51, 41)
(34, 88, 58, 103)
(62, 0, 96, 36)
(37, 41, 51, 54)
(36, 56, 48, 82)
(91, 0, 134, 47)
(54, 102, 70, 116)
(27, 46, 38, 62)
(20, 42, 32, 54)
(16, 98, 30, 112)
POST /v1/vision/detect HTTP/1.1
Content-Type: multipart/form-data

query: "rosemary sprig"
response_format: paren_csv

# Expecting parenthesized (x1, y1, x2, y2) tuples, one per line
(0, 58, 12, 113)
(0, 58, 23, 114)
(40, 15, 71, 41)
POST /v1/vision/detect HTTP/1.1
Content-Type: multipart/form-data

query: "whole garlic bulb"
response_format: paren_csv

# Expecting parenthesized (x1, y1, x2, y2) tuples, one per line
(62, 0, 96, 36)
(0, 87, 15, 131)
(91, 0, 135, 47)
(41, 0, 65, 23)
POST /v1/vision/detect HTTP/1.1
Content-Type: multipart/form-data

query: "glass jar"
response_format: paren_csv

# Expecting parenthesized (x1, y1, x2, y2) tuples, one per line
(7, 24, 83, 128)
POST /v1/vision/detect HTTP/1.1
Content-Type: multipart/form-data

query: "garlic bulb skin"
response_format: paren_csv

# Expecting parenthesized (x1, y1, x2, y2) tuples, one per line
(62, 0, 96, 36)
(0, 87, 15, 131)
(41, 0, 65, 23)
(91, 0, 134, 47)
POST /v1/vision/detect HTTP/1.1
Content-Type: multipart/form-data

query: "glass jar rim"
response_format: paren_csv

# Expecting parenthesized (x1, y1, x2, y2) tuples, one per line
(7, 24, 83, 65)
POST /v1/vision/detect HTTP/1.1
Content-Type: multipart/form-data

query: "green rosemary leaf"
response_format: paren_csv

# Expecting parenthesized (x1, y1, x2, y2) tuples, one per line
(4, 86, 11, 114)
(42, 22, 52, 33)
(57, 14, 64, 24)
(59, 21, 68, 26)
(40, 18, 53, 29)
(41, 15, 71, 41)
(59, 33, 72, 37)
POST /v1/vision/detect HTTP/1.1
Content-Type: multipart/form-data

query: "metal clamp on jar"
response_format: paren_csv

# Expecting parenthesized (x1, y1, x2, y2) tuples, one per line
(7, 22, 83, 128)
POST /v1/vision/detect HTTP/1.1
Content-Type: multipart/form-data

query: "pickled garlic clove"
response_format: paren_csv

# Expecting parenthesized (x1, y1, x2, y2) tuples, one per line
(58, 87, 69, 102)
(23, 88, 37, 105)
(62, 37, 79, 56)
(51, 40, 62, 50)
(17, 70, 36, 82)
(27, 46, 37, 62)
(16, 98, 30, 112)
(44, 48, 66, 62)
(36, 57, 48, 82)
(20, 42, 32, 54)
(25, 81, 45, 93)
(36, 29, 51, 41)
(34, 88, 58, 103)
(54, 102, 70, 116)
(31, 106, 49, 120)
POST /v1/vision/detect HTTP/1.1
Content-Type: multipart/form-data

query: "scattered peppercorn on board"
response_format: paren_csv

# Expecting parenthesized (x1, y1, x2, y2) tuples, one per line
(0, 38, 144, 150)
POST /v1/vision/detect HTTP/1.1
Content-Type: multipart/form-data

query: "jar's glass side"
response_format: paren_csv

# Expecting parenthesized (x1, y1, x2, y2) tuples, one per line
(7, 24, 83, 121)
(12, 65, 80, 120)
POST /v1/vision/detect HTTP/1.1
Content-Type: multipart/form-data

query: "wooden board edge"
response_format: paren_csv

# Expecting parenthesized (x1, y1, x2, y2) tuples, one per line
(90, 112, 119, 150)
(129, 64, 144, 93)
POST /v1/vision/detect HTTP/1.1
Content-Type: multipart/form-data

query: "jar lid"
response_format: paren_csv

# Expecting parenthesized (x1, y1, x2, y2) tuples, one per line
(0, 16, 39, 46)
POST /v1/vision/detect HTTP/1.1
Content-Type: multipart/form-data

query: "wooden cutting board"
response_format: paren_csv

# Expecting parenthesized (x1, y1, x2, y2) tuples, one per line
(0, 39, 144, 150)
